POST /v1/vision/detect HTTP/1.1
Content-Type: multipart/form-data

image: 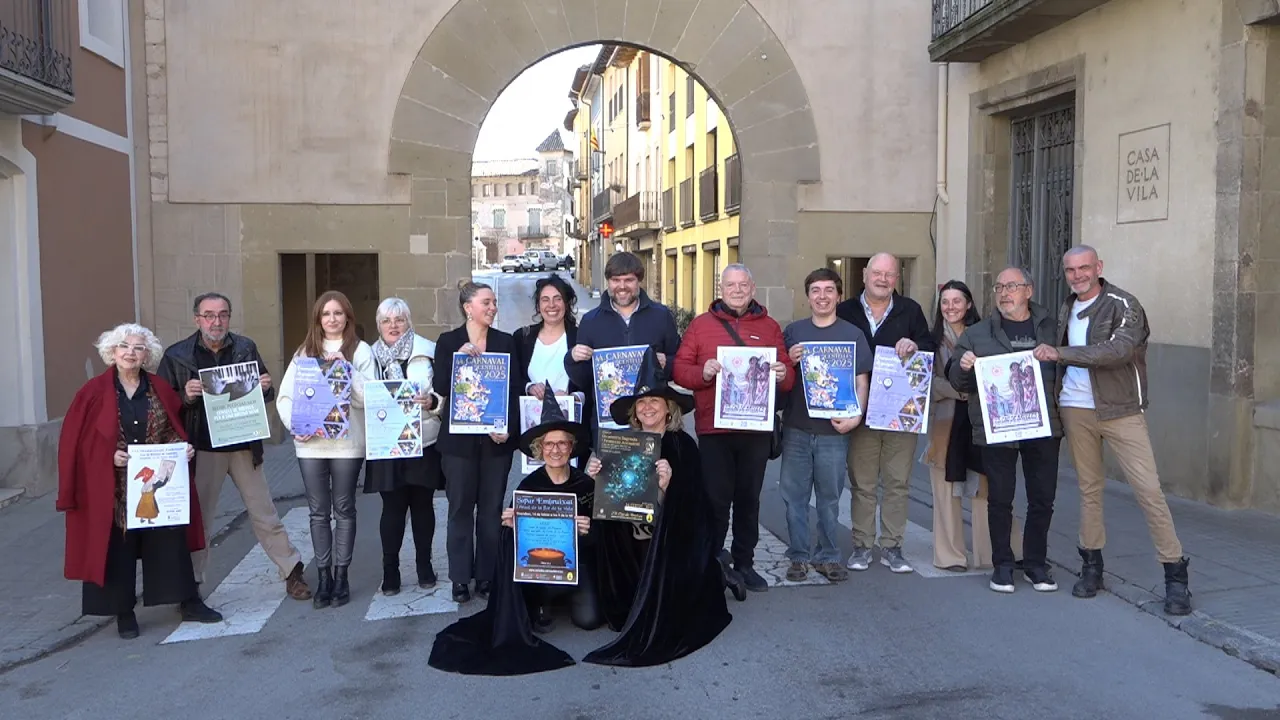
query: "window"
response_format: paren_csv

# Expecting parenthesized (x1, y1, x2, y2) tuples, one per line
(518, 182, 526, 195)
(685, 76, 695, 117)
(493, 209, 506, 228)
(528, 209, 542, 234)
(80, 0, 125, 67)
(668, 93, 676, 132)
(546, 159, 557, 177)
(483, 184, 492, 197)
(472, 184, 480, 198)
(1009, 104, 1076, 310)
(505, 183, 514, 196)
(471, 211, 478, 225)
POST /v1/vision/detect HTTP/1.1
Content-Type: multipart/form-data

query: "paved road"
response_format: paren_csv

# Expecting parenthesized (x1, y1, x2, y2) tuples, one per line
(4, 272, 1280, 719)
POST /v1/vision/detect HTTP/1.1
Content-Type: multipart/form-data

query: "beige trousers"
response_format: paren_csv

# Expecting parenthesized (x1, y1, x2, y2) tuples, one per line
(191, 450, 302, 583)
(846, 426, 917, 549)
(1061, 408, 1183, 564)
(929, 467, 1022, 569)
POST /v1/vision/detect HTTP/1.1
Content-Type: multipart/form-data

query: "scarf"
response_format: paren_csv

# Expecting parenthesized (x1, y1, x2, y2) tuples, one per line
(372, 331, 415, 380)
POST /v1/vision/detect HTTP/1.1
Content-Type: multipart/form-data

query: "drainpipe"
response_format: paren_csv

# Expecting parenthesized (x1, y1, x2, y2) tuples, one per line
(936, 63, 950, 205)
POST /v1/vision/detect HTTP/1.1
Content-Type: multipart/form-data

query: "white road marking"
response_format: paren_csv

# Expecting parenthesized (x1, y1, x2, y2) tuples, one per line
(162, 507, 314, 644)
(725, 523, 830, 587)
(364, 502, 459, 621)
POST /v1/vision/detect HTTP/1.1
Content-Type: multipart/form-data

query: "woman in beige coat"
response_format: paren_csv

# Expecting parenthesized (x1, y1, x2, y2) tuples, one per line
(924, 281, 1021, 571)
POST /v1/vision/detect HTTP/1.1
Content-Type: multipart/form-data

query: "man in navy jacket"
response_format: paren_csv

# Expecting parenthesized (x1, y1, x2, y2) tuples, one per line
(565, 252, 681, 440)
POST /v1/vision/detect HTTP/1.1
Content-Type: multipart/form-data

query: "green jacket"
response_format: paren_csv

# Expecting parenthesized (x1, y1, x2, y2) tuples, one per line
(1053, 279, 1149, 421)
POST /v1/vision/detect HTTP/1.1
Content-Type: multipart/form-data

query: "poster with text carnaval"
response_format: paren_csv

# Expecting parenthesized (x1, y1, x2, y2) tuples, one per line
(450, 352, 510, 434)
(798, 342, 862, 419)
(591, 345, 647, 429)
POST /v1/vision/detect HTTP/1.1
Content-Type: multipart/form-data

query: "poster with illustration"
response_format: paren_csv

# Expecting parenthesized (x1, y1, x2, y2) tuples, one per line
(713, 346, 777, 432)
(518, 395, 580, 474)
(591, 345, 647, 429)
(125, 443, 191, 530)
(798, 342, 862, 419)
(513, 491, 578, 586)
(974, 350, 1052, 444)
(450, 352, 510, 434)
(867, 348, 934, 434)
(592, 428, 661, 523)
(365, 380, 422, 460)
(199, 361, 271, 448)
(290, 357, 352, 439)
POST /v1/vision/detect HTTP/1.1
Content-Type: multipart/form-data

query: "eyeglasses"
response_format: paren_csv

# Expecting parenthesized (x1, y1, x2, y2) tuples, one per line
(115, 343, 148, 354)
(993, 283, 1030, 294)
(868, 271, 899, 281)
(379, 317, 409, 327)
(541, 440, 573, 451)
(197, 312, 231, 321)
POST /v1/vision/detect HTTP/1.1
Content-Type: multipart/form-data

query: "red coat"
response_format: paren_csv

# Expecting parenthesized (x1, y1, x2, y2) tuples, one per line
(57, 369, 205, 587)
(671, 300, 795, 436)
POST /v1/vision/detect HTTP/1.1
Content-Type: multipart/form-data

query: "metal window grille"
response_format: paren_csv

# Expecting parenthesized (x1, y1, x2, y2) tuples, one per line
(1009, 104, 1074, 311)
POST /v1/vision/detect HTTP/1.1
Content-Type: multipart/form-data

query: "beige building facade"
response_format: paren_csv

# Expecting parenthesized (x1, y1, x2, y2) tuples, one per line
(933, 0, 1280, 510)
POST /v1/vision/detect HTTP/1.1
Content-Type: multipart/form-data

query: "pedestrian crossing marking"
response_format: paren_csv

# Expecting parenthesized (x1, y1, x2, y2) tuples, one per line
(364, 503, 458, 621)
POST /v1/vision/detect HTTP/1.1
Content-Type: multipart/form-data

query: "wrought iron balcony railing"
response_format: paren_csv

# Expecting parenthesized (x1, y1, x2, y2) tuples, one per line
(0, 0, 75, 114)
(698, 167, 719, 222)
(929, 0, 1112, 63)
(614, 190, 660, 236)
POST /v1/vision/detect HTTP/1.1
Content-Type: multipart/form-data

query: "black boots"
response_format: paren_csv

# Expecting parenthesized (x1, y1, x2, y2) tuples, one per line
(332, 566, 351, 607)
(117, 611, 139, 639)
(313, 567, 334, 609)
(452, 582, 471, 603)
(417, 561, 437, 589)
(1162, 557, 1192, 616)
(717, 550, 747, 602)
(179, 598, 224, 623)
(1072, 547, 1105, 598)
(382, 556, 401, 596)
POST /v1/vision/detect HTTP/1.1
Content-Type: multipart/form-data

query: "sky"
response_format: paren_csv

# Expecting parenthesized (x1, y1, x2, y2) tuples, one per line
(472, 45, 600, 161)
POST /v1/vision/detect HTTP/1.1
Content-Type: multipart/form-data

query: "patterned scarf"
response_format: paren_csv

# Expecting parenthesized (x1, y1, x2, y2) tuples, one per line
(372, 331, 415, 380)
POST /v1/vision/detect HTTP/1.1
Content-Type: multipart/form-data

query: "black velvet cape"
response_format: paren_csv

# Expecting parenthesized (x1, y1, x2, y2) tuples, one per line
(583, 430, 733, 667)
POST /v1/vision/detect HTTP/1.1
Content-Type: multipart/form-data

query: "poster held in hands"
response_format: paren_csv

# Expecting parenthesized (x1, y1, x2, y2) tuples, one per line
(199, 361, 271, 447)
(591, 345, 647, 429)
(365, 380, 423, 460)
(866, 348, 934, 434)
(974, 350, 1052, 444)
(449, 352, 510, 435)
(125, 443, 191, 530)
(798, 342, 862, 419)
(518, 395, 580, 474)
(592, 428, 661, 523)
(713, 346, 777, 431)
(513, 491, 579, 586)
(290, 357, 353, 439)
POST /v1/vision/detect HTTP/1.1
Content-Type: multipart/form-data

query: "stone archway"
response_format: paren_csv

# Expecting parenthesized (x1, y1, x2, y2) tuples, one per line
(385, 0, 819, 338)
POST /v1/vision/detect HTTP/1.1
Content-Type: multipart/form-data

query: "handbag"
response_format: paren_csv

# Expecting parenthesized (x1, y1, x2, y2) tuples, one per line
(714, 317, 784, 460)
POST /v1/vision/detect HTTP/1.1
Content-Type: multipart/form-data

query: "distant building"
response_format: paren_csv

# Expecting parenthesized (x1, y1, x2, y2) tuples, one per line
(470, 131, 575, 265)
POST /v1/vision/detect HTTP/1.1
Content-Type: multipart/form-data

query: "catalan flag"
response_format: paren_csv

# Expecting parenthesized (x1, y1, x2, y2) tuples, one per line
(589, 129, 600, 152)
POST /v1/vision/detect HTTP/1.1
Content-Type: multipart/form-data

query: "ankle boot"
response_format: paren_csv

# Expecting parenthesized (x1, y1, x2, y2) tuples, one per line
(332, 566, 351, 607)
(116, 611, 140, 639)
(382, 556, 401, 596)
(313, 567, 333, 609)
(417, 560, 437, 589)
(1072, 547, 1105, 598)
(717, 550, 747, 602)
(1162, 557, 1192, 616)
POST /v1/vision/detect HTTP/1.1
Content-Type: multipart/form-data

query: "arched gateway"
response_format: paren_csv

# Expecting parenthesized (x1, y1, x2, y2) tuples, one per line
(387, 0, 819, 338)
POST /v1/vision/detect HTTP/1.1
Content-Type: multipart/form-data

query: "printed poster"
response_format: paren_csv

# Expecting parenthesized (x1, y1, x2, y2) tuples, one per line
(713, 346, 777, 432)
(125, 443, 191, 530)
(798, 342, 862, 419)
(290, 357, 352, 439)
(450, 352, 510, 435)
(592, 345, 647, 429)
(365, 380, 423, 461)
(593, 428, 661, 523)
(518, 394, 581, 474)
(513, 491, 579, 586)
(867, 348, 935, 434)
(974, 350, 1052, 444)
(199, 361, 271, 448)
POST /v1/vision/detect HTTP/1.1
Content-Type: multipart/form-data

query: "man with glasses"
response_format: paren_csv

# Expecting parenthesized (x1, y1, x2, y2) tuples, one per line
(948, 268, 1063, 594)
(834, 253, 935, 574)
(158, 292, 312, 601)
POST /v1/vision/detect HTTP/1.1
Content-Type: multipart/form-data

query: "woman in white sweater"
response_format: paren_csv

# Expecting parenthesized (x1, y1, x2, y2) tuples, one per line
(276, 290, 376, 609)
(362, 297, 445, 596)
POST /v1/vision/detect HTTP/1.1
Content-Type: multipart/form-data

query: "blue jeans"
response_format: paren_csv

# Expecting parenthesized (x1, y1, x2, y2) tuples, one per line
(779, 427, 849, 563)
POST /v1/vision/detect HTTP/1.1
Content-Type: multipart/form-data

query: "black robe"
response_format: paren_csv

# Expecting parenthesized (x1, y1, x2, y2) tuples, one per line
(583, 430, 732, 667)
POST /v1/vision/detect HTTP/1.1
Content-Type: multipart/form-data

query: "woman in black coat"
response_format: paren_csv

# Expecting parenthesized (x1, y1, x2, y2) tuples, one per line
(511, 275, 590, 464)
(433, 280, 525, 604)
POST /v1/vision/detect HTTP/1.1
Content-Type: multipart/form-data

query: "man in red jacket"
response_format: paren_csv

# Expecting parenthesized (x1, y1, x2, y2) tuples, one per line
(672, 264, 795, 592)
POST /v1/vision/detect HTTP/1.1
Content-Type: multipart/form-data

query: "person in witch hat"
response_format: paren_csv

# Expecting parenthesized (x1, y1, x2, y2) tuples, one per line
(427, 383, 605, 676)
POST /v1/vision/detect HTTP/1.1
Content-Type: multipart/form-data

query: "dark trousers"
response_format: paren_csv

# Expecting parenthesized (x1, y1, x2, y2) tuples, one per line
(699, 432, 771, 568)
(298, 457, 363, 569)
(379, 486, 435, 567)
(983, 436, 1062, 570)
(524, 547, 603, 630)
(441, 452, 512, 585)
(83, 525, 198, 616)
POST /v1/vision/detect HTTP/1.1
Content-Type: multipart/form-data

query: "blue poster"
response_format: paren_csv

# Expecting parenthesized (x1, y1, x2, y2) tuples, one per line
(290, 357, 352, 439)
(591, 345, 647, 428)
(799, 342, 862, 419)
(513, 491, 578, 585)
(449, 352, 510, 434)
(867, 347, 934, 434)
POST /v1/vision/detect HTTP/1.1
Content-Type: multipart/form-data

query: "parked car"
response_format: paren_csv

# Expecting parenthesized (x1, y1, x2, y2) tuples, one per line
(500, 255, 522, 273)
(525, 250, 560, 272)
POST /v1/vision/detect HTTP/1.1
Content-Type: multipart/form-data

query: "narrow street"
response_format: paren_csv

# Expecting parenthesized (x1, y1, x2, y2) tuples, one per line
(1, 272, 1278, 719)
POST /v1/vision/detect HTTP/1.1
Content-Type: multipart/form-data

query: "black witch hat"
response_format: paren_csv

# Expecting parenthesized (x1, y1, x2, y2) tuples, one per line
(607, 348, 695, 427)
(518, 382, 591, 459)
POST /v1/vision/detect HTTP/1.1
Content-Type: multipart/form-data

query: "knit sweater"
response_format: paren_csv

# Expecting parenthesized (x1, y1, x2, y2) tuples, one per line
(276, 338, 376, 459)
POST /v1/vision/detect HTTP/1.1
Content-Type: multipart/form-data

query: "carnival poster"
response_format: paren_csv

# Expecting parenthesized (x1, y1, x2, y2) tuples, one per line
(199, 360, 271, 448)
(867, 348, 934, 434)
(713, 346, 777, 432)
(592, 428, 661, 523)
(290, 357, 352, 439)
(974, 350, 1052, 444)
(365, 380, 423, 461)
(518, 394, 580, 474)
(513, 491, 578, 586)
(450, 352, 510, 435)
(798, 342, 862, 419)
(591, 345, 647, 429)
(125, 443, 191, 530)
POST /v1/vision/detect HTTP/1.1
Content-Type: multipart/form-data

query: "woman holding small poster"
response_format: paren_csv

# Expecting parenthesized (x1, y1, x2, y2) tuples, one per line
(57, 323, 222, 640)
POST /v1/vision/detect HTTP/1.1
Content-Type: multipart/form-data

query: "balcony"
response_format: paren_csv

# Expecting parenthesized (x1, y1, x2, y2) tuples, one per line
(724, 154, 742, 215)
(575, 157, 589, 181)
(518, 225, 550, 240)
(929, 0, 1112, 63)
(698, 167, 719, 222)
(614, 191, 660, 237)
(592, 187, 623, 222)
(678, 179, 694, 228)
(0, 0, 74, 114)
(662, 187, 675, 231)
(635, 92, 651, 130)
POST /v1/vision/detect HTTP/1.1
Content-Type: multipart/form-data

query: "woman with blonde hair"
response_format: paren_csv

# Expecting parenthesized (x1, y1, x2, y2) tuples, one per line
(276, 290, 376, 608)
